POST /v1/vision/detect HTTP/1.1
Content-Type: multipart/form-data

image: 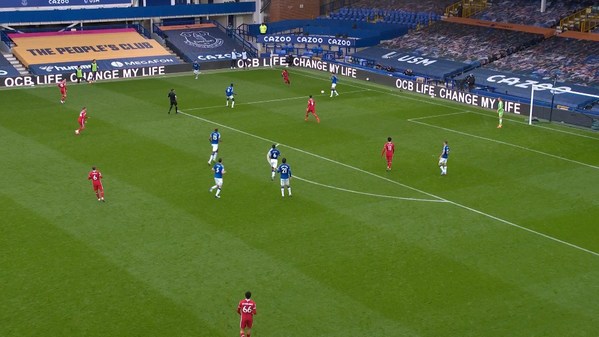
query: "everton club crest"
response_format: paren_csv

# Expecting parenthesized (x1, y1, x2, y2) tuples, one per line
(181, 31, 224, 49)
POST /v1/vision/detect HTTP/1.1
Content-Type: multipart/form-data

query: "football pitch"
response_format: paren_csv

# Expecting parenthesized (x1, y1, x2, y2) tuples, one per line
(1, 67, 598, 337)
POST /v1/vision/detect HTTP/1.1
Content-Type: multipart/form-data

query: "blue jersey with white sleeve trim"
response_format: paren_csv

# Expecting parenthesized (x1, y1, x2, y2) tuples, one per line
(278, 163, 291, 179)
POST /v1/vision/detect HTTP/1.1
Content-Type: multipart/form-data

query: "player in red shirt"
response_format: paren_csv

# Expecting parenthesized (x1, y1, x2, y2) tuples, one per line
(237, 291, 257, 337)
(305, 95, 320, 123)
(58, 79, 67, 104)
(281, 68, 290, 85)
(88, 167, 105, 202)
(75, 107, 87, 135)
(381, 136, 395, 171)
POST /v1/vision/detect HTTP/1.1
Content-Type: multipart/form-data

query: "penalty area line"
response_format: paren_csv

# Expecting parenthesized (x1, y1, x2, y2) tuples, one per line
(293, 176, 447, 202)
(179, 111, 599, 258)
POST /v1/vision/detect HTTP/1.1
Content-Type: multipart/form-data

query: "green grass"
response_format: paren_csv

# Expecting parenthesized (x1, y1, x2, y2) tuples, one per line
(1, 67, 598, 337)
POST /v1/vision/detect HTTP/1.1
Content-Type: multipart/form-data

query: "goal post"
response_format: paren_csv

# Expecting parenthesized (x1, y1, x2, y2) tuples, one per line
(529, 85, 599, 126)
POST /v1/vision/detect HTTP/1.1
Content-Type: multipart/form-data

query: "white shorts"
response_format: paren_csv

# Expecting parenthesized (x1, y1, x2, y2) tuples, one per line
(194, 70, 200, 75)
(214, 178, 223, 187)
(227, 95, 234, 100)
(331, 83, 337, 90)
(439, 158, 448, 166)
(211, 144, 219, 152)
(280, 178, 290, 186)
(269, 159, 278, 169)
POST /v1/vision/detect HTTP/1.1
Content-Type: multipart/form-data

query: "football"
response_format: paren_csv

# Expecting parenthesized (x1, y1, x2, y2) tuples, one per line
(321, 90, 324, 94)
(75, 130, 79, 135)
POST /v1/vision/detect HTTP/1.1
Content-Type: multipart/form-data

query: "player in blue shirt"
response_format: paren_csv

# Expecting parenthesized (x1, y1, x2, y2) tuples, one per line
(225, 83, 235, 108)
(193, 61, 200, 79)
(438, 140, 450, 176)
(208, 128, 221, 165)
(277, 158, 292, 197)
(209, 158, 225, 198)
(330, 74, 339, 97)
(266, 144, 281, 180)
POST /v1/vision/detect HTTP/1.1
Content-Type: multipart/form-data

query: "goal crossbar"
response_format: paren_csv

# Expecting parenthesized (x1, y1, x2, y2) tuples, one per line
(529, 86, 599, 125)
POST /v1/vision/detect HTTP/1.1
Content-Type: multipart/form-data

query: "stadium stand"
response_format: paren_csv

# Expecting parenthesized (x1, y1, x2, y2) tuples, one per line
(380, 20, 544, 66)
(348, 0, 455, 15)
(0, 53, 21, 77)
(9, 28, 181, 75)
(487, 35, 599, 87)
(157, 23, 243, 63)
(327, 7, 441, 28)
(472, 0, 594, 28)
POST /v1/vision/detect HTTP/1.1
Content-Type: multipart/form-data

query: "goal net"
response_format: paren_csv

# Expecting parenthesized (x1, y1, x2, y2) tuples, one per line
(529, 85, 599, 127)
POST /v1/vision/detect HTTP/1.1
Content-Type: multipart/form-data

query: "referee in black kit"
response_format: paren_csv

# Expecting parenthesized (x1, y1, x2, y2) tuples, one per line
(168, 88, 179, 114)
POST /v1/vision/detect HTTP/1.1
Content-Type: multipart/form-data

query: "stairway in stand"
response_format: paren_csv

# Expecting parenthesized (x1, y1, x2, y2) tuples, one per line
(3, 53, 29, 76)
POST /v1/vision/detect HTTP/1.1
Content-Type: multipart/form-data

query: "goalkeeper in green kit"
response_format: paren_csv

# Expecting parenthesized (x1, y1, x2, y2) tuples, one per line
(497, 97, 504, 128)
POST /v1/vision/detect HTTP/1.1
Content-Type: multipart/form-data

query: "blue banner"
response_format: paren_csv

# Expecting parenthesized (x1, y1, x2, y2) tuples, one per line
(257, 34, 356, 47)
(0, 55, 20, 78)
(350, 47, 472, 80)
(28, 55, 181, 75)
(0, 0, 131, 9)
(465, 68, 599, 108)
(163, 28, 241, 63)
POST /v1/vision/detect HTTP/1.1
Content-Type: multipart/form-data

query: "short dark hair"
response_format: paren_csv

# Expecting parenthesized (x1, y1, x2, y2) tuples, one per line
(92, 166, 96, 170)
(230, 83, 234, 86)
(309, 95, 312, 98)
(245, 291, 251, 299)
(387, 137, 392, 142)
(214, 128, 218, 132)
(272, 144, 276, 148)
(218, 158, 222, 163)
(282, 158, 287, 163)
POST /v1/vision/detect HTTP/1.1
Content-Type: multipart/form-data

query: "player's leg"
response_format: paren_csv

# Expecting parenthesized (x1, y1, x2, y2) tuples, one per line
(239, 318, 245, 337)
(280, 180, 285, 197)
(93, 185, 100, 200)
(175, 102, 179, 114)
(287, 182, 292, 197)
(226, 96, 229, 107)
(215, 181, 222, 198)
(498, 112, 503, 128)
(313, 111, 320, 123)
(231, 97, 235, 108)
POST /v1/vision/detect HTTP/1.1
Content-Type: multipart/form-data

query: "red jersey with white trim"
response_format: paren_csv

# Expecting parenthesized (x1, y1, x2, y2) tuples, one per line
(307, 97, 315, 111)
(78, 108, 87, 123)
(88, 170, 102, 186)
(382, 141, 395, 156)
(58, 80, 67, 93)
(237, 298, 257, 319)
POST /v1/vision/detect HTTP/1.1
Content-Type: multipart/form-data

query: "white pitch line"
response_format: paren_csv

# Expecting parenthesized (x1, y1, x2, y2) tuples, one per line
(409, 118, 599, 171)
(179, 110, 599, 258)
(184, 89, 370, 112)
(464, 109, 599, 141)
(293, 176, 447, 202)
(407, 111, 470, 121)
(292, 68, 599, 141)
